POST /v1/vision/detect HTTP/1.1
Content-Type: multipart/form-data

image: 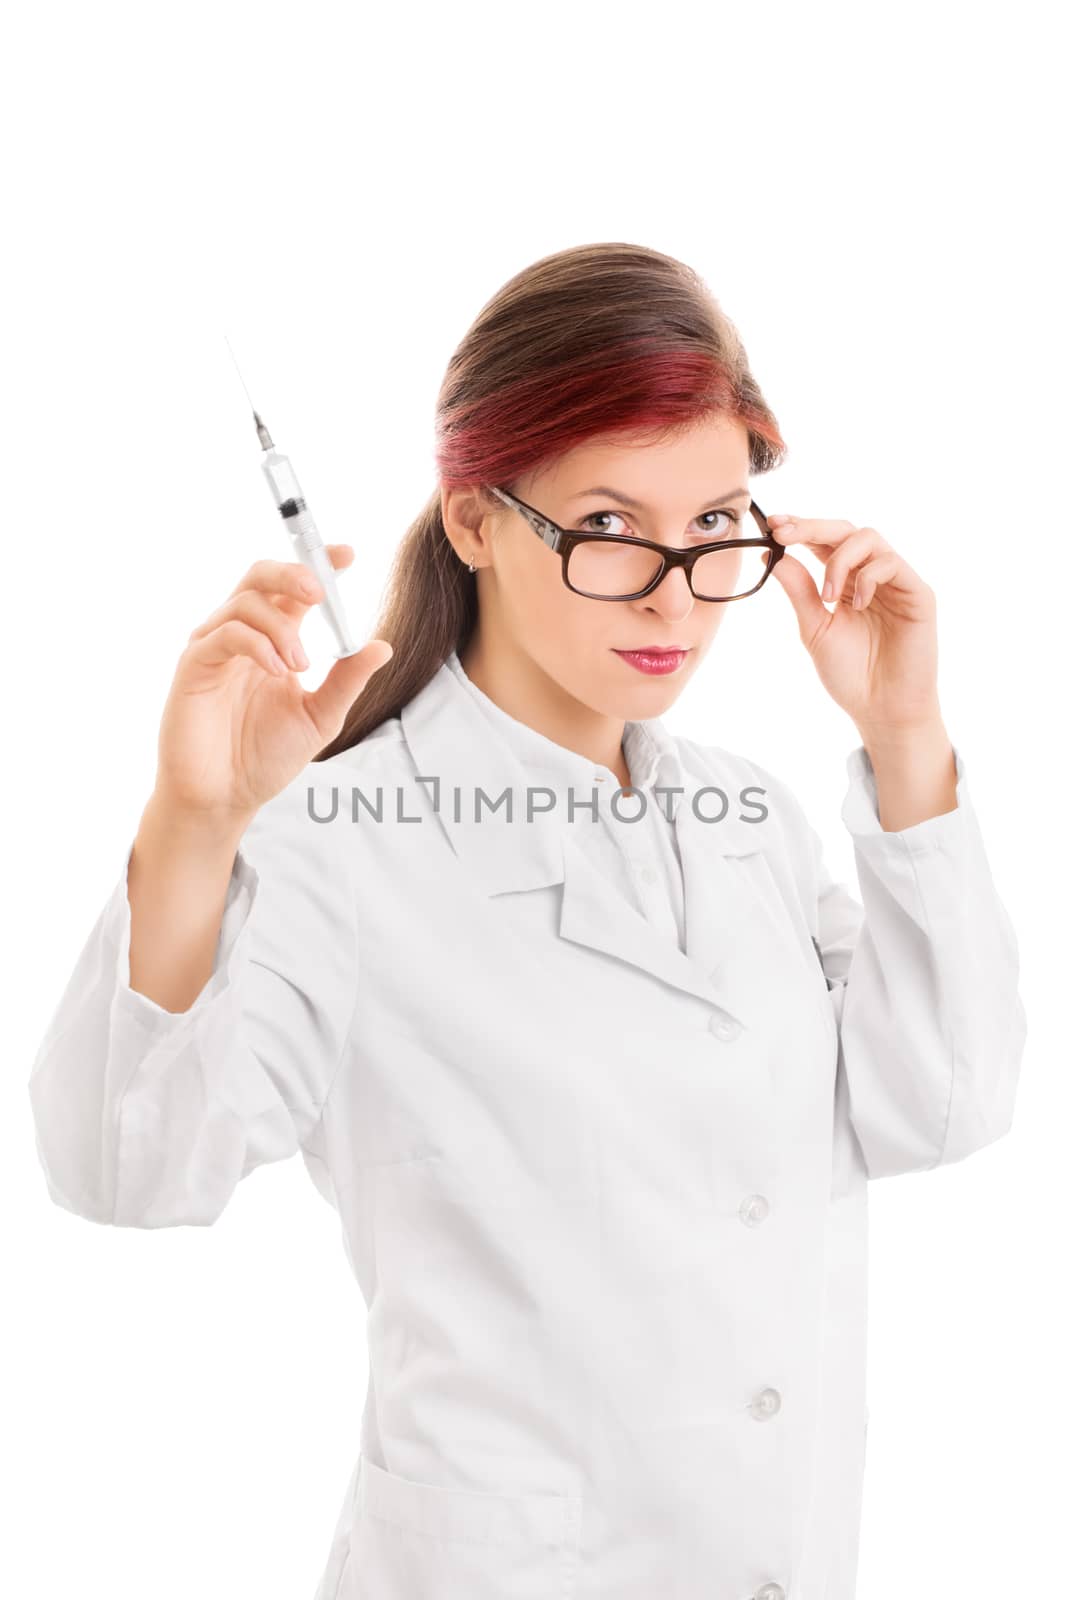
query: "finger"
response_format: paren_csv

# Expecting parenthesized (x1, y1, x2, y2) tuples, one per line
(302, 638, 395, 740)
(768, 551, 832, 651)
(189, 590, 310, 670)
(268, 548, 357, 618)
(851, 551, 905, 610)
(271, 545, 356, 617)
(226, 545, 356, 612)
(226, 557, 320, 608)
(187, 618, 292, 678)
(820, 528, 889, 602)
(767, 516, 859, 552)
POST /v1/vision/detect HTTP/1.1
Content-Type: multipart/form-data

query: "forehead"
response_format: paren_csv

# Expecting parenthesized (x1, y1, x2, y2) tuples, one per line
(530, 416, 750, 501)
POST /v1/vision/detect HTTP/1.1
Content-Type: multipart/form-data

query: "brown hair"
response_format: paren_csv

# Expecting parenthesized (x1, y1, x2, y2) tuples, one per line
(312, 241, 787, 761)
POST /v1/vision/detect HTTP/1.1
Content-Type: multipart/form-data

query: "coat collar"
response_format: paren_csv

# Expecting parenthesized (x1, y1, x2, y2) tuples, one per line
(442, 647, 679, 798)
(399, 656, 770, 1019)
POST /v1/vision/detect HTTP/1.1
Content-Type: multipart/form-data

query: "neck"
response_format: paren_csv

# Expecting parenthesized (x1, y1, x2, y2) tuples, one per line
(457, 635, 631, 789)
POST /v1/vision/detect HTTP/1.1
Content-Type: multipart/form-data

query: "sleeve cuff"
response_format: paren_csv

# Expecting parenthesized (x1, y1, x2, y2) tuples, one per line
(109, 836, 260, 1032)
(840, 742, 974, 853)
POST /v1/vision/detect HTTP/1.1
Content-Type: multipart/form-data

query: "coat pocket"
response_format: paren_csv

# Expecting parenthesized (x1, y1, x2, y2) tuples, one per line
(342, 1453, 582, 1599)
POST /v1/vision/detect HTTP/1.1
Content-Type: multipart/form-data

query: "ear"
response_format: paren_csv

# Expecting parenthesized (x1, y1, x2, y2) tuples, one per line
(440, 485, 500, 568)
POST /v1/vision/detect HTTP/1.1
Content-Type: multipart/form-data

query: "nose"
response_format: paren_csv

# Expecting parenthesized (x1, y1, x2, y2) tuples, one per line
(639, 563, 694, 623)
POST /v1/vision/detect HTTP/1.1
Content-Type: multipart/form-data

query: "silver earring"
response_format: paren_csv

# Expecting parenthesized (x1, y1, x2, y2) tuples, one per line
(468, 560, 477, 572)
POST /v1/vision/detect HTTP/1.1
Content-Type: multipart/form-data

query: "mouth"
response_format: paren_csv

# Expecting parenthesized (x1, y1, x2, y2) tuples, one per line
(611, 646, 691, 676)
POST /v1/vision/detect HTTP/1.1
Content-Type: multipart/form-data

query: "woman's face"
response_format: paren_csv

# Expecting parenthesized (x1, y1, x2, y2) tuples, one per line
(444, 413, 755, 722)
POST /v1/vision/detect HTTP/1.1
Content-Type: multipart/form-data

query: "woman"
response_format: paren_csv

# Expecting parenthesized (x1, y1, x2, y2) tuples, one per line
(28, 242, 1026, 1600)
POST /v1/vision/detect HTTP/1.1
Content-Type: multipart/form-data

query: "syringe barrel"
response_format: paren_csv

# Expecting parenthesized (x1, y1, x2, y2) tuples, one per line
(259, 449, 323, 548)
(258, 447, 357, 656)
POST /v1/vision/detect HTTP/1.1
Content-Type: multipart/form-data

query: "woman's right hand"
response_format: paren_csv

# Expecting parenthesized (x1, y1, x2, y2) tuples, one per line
(152, 545, 393, 824)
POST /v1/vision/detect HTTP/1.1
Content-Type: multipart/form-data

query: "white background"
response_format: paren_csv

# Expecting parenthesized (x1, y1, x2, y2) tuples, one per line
(4, 3, 1062, 1596)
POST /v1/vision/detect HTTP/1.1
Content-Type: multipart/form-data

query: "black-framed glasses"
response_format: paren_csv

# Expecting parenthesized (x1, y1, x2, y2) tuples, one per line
(487, 486, 786, 602)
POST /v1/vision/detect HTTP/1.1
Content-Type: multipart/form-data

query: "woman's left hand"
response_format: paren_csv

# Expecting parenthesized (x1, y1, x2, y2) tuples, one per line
(766, 513, 943, 738)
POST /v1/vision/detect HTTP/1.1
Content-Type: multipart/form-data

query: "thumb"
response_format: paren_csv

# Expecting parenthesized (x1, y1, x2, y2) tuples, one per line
(770, 553, 829, 651)
(303, 638, 394, 740)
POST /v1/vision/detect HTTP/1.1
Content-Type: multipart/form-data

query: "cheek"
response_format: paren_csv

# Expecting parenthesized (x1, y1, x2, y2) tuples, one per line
(500, 545, 614, 654)
(540, 589, 619, 666)
(499, 556, 561, 646)
(695, 607, 729, 650)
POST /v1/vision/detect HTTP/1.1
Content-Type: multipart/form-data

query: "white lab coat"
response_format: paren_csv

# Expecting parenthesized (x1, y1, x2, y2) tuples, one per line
(27, 656, 1027, 1600)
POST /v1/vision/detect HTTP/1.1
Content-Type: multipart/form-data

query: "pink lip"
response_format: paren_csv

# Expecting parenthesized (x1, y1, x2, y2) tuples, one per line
(612, 647, 691, 676)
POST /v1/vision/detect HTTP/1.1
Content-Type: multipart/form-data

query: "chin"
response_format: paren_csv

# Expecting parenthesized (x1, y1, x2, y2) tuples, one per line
(599, 676, 687, 721)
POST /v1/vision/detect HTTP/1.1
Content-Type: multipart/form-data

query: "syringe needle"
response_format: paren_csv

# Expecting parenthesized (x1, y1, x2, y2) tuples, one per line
(223, 333, 256, 409)
(223, 334, 273, 448)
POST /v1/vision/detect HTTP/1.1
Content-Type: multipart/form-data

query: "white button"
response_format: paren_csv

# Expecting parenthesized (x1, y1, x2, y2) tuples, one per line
(739, 1193, 769, 1227)
(640, 864, 657, 884)
(755, 1585, 786, 1600)
(750, 1386, 782, 1420)
(710, 1016, 740, 1041)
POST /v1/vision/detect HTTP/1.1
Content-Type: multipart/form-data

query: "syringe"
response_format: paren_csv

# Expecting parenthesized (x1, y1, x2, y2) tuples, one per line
(225, 339, 359, 659)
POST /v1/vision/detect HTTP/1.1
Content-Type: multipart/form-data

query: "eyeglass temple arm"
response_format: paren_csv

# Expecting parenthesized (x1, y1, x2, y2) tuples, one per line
(489, 486, 564, 552)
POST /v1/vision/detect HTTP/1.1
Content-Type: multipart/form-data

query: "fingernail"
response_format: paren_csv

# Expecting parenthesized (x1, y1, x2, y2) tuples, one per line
(291, 642, 309, 670)
(823, 578, 834, 600)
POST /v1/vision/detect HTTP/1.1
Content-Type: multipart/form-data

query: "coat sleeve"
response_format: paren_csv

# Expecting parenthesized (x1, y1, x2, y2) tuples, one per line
(27, 774, 359, 1229)
(808, 742, 1026, 1180)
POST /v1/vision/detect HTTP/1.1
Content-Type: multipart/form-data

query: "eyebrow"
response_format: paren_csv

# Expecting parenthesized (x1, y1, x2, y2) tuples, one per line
(569, 485, 752, 510)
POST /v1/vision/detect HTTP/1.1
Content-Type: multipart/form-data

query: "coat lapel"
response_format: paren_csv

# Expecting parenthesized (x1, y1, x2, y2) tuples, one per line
(555, 800, 767, 1016)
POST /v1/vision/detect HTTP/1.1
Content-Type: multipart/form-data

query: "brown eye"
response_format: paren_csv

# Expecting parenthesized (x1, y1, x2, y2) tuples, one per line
(580, 511, 629, 536)
(695, 510, 739, 539)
